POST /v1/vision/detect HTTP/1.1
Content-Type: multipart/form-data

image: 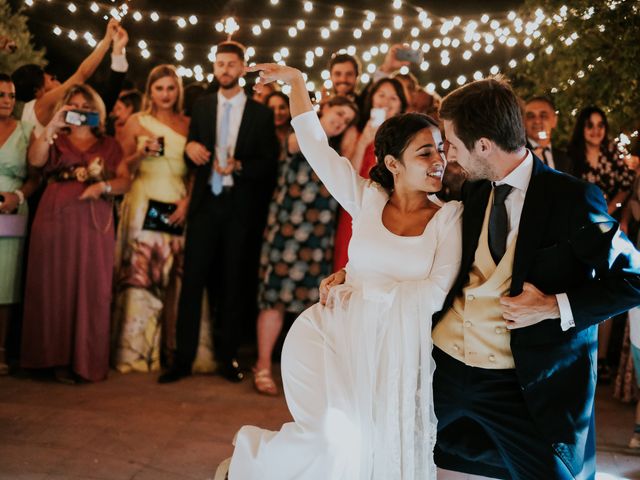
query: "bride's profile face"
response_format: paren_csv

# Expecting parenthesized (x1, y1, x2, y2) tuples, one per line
(393, 127, 446, 193)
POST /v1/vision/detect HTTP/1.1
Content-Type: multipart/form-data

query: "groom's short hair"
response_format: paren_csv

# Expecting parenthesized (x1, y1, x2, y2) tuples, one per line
(440, 75, 526, 153)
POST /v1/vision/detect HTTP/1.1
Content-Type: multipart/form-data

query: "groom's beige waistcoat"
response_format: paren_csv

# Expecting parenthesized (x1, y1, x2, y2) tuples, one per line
(433, 191, 516, 369)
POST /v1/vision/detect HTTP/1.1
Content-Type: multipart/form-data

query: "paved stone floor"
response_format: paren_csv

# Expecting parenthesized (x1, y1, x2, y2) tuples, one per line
(0, 370, 638, 479)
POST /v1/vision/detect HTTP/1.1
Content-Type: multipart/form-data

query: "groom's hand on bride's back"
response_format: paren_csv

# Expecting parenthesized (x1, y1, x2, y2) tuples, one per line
(319, 269, 346, 305)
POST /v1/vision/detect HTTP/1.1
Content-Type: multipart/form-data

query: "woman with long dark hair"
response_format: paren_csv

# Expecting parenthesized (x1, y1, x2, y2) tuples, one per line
(568, 106, 635, 216)
(568, 106, 636, 384)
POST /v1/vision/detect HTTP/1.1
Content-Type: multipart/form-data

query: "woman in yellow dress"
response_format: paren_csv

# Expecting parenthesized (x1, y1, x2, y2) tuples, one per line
(112, 65, 191, 372)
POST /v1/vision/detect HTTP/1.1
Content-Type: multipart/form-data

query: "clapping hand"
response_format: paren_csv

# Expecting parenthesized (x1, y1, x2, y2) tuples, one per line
(104, 18, 120, 42)
(213, 156, 236, 176)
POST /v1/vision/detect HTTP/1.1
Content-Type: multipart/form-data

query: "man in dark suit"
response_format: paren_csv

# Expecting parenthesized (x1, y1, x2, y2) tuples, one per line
(433, 77, 640, 479)
(524, 96, 573, 175)
(159, 41, 279, 384)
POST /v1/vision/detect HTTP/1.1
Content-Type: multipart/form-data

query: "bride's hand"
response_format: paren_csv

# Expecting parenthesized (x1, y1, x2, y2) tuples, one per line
(246, 63, 303, 89)
(319, 269, 346, 305)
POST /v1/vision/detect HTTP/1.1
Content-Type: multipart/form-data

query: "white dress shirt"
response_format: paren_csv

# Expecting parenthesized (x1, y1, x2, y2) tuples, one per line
(495, 149, 575, 331)
(215, 90, 247, 187)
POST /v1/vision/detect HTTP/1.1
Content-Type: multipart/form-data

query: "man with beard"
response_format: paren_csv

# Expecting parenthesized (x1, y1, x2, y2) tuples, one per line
(431, 76, 640, 479)
(158, 41, 279, 384)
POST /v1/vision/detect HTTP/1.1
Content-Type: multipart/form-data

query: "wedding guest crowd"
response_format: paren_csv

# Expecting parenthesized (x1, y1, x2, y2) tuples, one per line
(0, 18, 638, 436)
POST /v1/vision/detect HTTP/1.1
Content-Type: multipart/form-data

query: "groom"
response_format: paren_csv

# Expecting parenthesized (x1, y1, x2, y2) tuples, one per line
(431, 76, 640, 479)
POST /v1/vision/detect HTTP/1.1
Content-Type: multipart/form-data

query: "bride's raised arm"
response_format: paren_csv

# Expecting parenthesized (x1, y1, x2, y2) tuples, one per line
(247, 63, 367, 218)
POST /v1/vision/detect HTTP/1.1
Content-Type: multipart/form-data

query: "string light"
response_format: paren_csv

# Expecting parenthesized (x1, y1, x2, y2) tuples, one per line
(32, 0, 584, 95)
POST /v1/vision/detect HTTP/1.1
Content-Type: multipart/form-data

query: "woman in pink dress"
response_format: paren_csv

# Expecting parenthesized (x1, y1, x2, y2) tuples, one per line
(21, 84, 130, 383)
(333, 78, 407, 270)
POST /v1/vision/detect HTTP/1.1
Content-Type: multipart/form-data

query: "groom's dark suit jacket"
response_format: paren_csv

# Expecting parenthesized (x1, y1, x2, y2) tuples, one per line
(435, 156, 640, 475)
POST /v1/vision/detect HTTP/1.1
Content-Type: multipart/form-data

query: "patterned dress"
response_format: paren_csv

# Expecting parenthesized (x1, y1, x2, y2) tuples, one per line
(580, 150, 635, 201)
(112, 115, 187, 373)
(258, 151, 339, 314)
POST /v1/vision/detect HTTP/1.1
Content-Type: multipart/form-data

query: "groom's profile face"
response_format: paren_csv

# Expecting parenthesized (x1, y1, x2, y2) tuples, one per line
(444, 120, 494, 181)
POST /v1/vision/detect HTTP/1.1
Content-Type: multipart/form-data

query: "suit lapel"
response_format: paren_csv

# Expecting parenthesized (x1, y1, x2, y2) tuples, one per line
(204, 95, 218, 176)
(459, 181, 492, 288)
(511, 156, 551, 295)
(234, 99, 255, 158)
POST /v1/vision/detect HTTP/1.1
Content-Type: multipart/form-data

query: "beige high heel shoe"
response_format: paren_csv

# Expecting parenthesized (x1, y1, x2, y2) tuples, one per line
(214, 457, 231, 480)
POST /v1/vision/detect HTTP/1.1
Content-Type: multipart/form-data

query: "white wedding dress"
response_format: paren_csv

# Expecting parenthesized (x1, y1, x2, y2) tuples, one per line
(229, 111, 462, 480)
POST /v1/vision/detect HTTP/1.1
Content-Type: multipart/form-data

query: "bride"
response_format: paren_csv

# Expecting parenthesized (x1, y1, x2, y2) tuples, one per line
(217, 63, 462, 480)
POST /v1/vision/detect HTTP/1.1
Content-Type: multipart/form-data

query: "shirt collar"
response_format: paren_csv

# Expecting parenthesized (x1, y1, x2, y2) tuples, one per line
(527, 137, 553, 151)
(494, 149, 533, 193)
(217, 89, 246, 107)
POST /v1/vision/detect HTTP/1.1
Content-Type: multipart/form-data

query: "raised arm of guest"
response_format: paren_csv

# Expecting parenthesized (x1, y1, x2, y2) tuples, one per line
(32, 19, 119, 128)
(102, 25, 129, 114)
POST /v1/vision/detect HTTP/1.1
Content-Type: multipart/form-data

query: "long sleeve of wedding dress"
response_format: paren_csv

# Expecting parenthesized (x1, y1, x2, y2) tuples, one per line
(291, 110, 369, 218)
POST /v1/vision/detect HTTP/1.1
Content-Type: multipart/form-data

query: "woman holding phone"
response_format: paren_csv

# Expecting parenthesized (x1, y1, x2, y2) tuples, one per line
(21, 84, 129, 383)
(112, 65, 190, 374)
(333, 78, 407, 270)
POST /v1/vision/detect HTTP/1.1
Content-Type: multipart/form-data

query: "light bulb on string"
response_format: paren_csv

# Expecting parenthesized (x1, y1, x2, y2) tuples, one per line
(315, 47, 324, 56)
(90, 2, 99, 13)
(441, 79, 451, 89)
(297, 20, 305, 30)
(150, 12, 159, 22)
(189, 15, 198, 25)
(68, 3, 77, 13)
(354, 29, 362, 39)
(335, 7, 343, 17)
(304, 1, 312, 12)
(133, 11, 142, 21)
(262, 19, 271, 29)
(288, 27, 297, 37)
(426, 82, 436, 93)
(252, 25, 261, 35)
(420, 61, 429, 71)
(177, 17, 187, 28)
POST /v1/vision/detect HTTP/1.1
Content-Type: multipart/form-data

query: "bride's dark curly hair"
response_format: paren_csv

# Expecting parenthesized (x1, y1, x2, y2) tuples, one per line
(369, 113, 441, 191)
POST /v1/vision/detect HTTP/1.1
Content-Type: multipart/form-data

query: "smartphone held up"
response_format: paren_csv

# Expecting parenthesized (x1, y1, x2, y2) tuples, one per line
(64, 110, 100, 127)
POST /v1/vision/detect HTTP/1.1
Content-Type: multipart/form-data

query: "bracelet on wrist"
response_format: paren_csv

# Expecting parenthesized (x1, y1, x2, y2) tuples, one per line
(13, 189, 25, 205)
(102, 181, 112, 195)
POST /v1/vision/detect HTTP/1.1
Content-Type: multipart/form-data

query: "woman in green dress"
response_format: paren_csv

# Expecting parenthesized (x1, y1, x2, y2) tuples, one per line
(0, 73, 38, 375)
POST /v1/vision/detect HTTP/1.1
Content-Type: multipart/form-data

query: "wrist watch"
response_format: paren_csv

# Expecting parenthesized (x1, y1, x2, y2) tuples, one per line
(102, 182, 112, 195)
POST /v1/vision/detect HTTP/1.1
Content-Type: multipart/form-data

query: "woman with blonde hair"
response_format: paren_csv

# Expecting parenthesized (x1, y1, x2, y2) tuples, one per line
(21, 84, 129, 383)
(112, 65, 191, 373)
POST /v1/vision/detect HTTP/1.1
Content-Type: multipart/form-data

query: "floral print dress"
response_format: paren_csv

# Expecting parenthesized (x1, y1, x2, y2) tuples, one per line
(258, 151, 339, 314)
(580, 151, 635, 201)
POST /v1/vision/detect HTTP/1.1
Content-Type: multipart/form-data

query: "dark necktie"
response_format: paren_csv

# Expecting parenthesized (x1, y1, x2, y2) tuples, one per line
(488, 184, 513, 264)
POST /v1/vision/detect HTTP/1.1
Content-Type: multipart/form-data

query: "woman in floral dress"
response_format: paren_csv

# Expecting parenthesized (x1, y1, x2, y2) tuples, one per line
(252, 96, 358, 395)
